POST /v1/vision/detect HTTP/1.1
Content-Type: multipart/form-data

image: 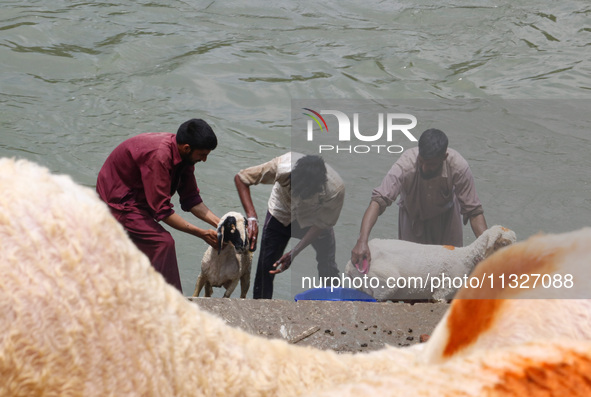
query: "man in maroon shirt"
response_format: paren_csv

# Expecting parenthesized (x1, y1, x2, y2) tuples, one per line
(96, 119, 220, 293)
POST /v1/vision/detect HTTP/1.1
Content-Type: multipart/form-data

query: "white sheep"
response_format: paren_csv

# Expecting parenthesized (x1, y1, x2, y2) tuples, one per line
(344, 225, 517, 301)
(193, 211, 253, 298)
(2, 157, 591, 397)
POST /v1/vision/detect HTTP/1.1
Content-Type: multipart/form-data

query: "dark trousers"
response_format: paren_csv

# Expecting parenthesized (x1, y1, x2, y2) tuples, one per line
(111, 209, 183, 293)
(253, 211, 339, 299)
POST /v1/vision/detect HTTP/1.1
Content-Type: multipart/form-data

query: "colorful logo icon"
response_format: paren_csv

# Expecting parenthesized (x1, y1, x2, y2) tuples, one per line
(302, 108, 328, 133)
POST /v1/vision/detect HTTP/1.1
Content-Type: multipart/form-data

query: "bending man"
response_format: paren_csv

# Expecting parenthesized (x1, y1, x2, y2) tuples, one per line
(97, 118, 220, 293)
(351, 128, 487, 268)
(235, 152, 345, 299)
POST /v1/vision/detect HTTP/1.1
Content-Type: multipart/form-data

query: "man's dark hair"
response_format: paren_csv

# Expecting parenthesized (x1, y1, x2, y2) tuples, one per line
(418, 128, 448, 159)
(291, 155, 328, 199)
(176, 119, 218, 150)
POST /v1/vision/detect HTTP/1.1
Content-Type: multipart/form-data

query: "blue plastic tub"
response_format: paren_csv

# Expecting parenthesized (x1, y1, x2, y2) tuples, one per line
(294, 287, 377, 302)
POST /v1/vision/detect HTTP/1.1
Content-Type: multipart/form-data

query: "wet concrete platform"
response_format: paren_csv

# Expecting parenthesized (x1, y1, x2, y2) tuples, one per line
(189, 297, 449, 353)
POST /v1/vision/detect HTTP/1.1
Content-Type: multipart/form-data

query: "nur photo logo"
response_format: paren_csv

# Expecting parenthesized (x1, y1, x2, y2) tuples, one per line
(301, 107, 418, 155)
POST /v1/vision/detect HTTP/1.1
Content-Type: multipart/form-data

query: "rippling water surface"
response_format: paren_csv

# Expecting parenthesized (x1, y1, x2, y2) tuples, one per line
(1, 1, 590, 298)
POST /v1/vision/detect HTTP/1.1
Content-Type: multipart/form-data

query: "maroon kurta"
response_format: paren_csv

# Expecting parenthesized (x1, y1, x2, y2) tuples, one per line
(96, 133, 203, 292)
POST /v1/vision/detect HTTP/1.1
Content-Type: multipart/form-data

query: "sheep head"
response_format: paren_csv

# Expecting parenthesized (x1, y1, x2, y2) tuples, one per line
(483, 225, 517, 258)
(216, 212, 249, 254)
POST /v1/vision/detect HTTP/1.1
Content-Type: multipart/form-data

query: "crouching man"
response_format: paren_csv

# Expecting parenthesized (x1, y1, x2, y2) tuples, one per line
(96, 119, 220, 293)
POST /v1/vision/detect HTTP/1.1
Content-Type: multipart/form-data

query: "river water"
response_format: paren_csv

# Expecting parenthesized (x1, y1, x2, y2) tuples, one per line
(1, 1, 590, 299)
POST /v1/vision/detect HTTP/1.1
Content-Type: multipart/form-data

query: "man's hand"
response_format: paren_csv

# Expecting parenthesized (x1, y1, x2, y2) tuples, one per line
(350, 200, 380, 271)
(247, 218, 259, 252)
(163, 213, 219, 249)
(270, 251, 292, 274)
(351, 239, 371, 270)
(235, 174, 259, 252)
(200, 228, 218, 249)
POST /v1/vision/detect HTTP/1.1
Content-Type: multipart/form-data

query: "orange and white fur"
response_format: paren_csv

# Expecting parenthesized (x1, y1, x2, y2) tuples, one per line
(421, 227, 591, 363)
(317, 228, 591, 396)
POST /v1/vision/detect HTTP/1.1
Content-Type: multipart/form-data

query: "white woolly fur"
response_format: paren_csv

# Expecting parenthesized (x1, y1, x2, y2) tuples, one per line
(2, 158, 591, 397)
(345, 225, 517, 301)
(0, 158, 412, 397)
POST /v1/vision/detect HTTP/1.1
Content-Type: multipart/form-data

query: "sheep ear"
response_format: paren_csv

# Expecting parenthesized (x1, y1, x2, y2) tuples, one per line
(243, 216, 249, 245)
(217, 225, 224, 255)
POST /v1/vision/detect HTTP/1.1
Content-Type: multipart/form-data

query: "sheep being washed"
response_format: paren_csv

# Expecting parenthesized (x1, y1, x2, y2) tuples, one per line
(345, 225, 516, 301)
(193, 211, 253, 298)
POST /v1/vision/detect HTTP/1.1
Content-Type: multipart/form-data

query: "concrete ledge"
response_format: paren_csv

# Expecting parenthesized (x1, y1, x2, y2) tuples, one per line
(189, 297, 449, 353)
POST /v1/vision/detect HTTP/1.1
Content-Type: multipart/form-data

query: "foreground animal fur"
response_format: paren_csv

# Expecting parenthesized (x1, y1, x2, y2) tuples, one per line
(1, 158, 591, 396)
(312, 340, 591, 396)
(0, 158, 412, 396)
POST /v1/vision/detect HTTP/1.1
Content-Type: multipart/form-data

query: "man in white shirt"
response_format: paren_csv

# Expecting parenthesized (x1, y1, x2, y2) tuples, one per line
(235, 153, 345, 299)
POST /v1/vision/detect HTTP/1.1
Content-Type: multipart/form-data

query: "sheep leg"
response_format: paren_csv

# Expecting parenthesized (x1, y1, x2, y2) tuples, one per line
(222, 279, 240, 298)
(205, 282, 214, 297)
(192, 274, 206, 297)
(239, 273, 251, 299)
